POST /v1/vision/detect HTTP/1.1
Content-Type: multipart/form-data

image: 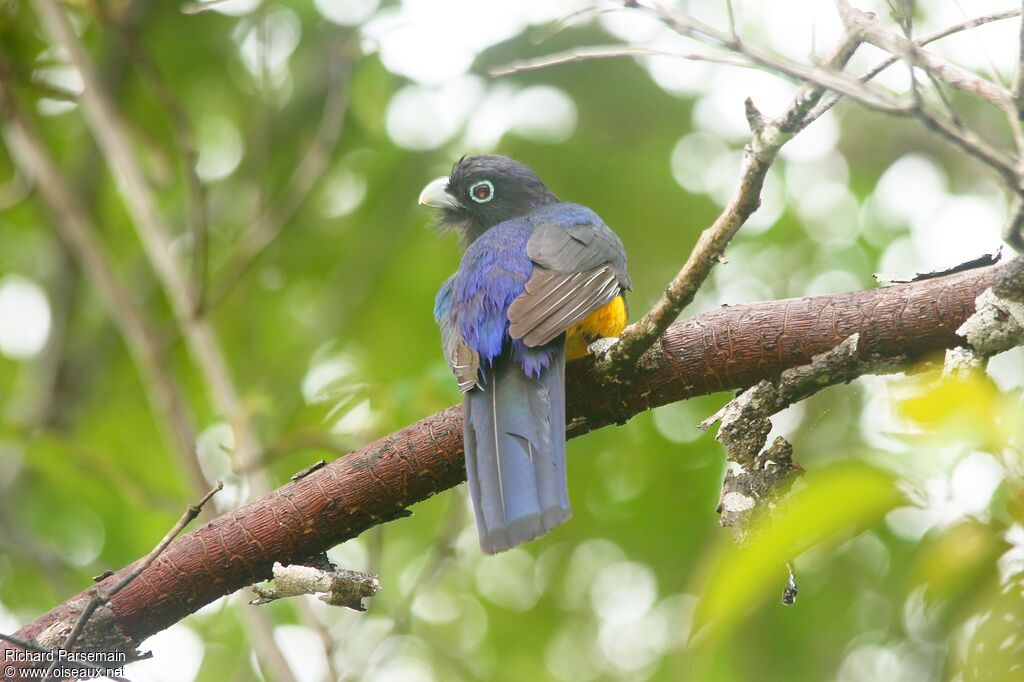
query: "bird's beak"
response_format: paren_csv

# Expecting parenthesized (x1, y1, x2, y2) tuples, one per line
(418, 176, 459, 210)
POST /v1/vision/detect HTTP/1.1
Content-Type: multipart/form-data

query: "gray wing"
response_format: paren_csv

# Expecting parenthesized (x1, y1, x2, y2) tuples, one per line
(437, 276, 480, 392)
(507, 220, 630, 348)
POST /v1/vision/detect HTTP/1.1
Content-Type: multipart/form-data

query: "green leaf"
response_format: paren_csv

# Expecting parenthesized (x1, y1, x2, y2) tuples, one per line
(689, 461, 904, 650)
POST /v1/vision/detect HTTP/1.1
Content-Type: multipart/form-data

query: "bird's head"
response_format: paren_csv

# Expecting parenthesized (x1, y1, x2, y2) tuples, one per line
(418, 155, 558, 244)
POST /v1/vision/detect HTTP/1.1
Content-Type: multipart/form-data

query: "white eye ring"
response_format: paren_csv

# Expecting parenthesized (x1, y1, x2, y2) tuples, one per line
(469, 180, 494, 203)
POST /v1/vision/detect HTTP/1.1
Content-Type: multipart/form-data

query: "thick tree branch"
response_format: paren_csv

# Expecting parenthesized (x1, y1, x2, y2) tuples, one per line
(39, 483, 221, 682)
(0, 259, 1010, 679)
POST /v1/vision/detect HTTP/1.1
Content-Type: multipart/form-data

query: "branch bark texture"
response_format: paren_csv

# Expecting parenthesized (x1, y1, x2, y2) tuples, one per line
(1, 260, 1007, 679)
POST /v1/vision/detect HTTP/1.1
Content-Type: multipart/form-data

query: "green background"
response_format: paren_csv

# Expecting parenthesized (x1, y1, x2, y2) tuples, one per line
(0, 1, 1021, 681)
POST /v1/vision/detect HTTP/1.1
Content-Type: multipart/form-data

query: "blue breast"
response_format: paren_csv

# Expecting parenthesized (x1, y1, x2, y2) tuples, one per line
(435, 209, 584, 378)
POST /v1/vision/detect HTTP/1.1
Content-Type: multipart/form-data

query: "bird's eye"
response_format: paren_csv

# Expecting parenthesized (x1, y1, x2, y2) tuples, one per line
(469, 180, 494, 203)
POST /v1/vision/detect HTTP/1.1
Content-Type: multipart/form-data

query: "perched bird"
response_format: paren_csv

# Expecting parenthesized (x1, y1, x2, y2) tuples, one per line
(420, 156, 630, 554)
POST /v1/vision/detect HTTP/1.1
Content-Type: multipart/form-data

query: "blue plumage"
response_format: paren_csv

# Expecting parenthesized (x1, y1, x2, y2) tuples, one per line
(436, 204, 602, 376)
(434, 210, 582, 553)
(425, 156, 628, 554)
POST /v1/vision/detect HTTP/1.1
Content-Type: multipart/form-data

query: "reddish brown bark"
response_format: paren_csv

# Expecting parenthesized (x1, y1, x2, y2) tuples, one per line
(1, 261, 1005, 680)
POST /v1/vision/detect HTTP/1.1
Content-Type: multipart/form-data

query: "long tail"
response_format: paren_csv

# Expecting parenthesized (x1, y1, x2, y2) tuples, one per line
(464, 347, 569, 554)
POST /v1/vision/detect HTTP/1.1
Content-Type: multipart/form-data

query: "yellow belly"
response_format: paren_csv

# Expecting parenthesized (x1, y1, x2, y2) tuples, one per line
(565, 295, 627, 360)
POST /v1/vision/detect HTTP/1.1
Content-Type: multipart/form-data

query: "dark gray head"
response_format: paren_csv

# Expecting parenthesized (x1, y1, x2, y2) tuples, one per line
(418, 155, 558, 244)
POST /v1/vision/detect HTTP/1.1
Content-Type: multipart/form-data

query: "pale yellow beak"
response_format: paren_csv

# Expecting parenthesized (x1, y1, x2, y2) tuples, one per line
(418, 176, 459, 209)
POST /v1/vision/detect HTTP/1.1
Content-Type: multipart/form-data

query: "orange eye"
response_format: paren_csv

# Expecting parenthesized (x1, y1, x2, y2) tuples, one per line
(469, 180, 494, 203)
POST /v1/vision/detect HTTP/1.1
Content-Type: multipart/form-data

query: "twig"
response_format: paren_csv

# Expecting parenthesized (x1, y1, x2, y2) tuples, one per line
(836, 0, 1014, 109)
(211, 43, 354, 308)
(1014, 2, 1024, 123)
(810, 9, 1021, 121)
(98, 2, 211, 315)
(489, 44, 752, 76)
(834, 0, 1023, 200)
(724, 0, 737, 40)
(40, 482, 222, 681)
(599, 33, 862, 377)
(499, 1, 906, 112)
(893, 2, 1001, 180)
(913, 103, 1020, 185)
(250, 560, 380, 610)
(635, 0, 907, 112)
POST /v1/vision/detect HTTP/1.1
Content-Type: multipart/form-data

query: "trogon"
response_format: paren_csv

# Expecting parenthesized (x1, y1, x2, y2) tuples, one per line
(420, 155, 630, 554)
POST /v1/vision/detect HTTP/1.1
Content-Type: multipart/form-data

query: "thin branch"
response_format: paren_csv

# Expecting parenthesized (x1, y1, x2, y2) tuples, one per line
(1013, 1, 1024, 157)
(211, 42, 354, 309)
(634, 0, 908, 112)
(98, 3, 211, 315)
(510, 3, 904, 112)
(724, 0, 738, 40)
(923, 72, 966, 131)
(811, 8, 1021, 121)
(834, 0, 1023, 198)
(814, 15, 1022, 134)
(834, 0, 1023, 248)
(489, 44, 752, 76)
(913, 102, 1020, 184)
(949, 0, 1010, 89)
(946, 0, 1024, 155)
(836, 0, 1014, 109)
(40, 482, 222, 682)
(895, 2, 988, 169)
(600, 33, 862, 377)
(496, 4, 1024, 192)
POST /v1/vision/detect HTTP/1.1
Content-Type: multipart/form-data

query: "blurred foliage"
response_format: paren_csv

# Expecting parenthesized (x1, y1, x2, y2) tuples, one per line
(0, 1, 1022, 681)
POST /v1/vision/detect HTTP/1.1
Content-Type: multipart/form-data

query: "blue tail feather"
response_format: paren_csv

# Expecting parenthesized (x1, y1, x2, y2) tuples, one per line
(464, 347, 570, 554)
